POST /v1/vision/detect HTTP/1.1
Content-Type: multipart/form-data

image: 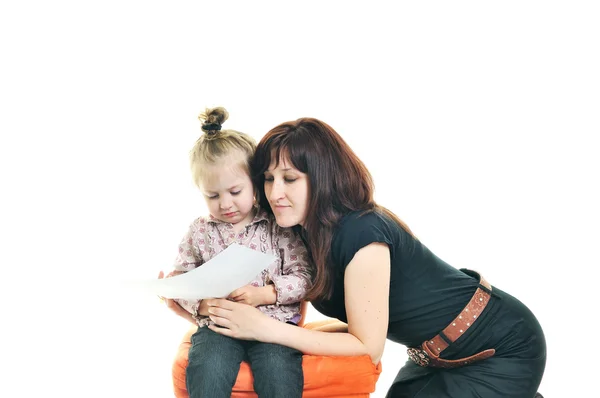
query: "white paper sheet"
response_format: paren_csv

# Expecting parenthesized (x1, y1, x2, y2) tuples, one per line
(125, 244, 276, 299)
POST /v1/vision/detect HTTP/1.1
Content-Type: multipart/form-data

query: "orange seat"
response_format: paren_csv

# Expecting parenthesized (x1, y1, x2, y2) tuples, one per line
(171, 307, 382, 397)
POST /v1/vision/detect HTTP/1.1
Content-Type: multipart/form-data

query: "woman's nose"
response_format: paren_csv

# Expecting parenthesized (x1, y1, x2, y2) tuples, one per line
(269, 181, 285, 202)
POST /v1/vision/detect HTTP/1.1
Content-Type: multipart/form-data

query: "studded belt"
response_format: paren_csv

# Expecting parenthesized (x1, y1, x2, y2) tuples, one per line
(407, 271, 496, 368)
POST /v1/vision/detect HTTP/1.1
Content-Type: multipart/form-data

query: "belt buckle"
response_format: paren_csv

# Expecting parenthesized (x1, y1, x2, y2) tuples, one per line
(407, 347, 430, 367)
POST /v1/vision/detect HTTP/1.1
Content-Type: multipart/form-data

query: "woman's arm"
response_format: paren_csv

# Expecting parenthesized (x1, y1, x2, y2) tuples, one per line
(307, 319, 349, 333)
(207, 242, 390, 364)
(343, 242, 390, 363)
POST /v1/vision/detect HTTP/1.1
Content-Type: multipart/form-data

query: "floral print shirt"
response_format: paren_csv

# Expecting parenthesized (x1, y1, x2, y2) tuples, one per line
(171, 208, 311, 328)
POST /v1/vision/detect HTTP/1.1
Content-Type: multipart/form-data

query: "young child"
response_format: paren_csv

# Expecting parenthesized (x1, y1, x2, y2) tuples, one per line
(165, 107, 311, 398)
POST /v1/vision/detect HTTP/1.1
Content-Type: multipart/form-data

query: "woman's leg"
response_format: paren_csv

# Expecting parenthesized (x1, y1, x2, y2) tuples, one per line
(185, 327, 245, 398)
(246, 341, 304, 398)
(386, 357, 545, 398)
(387, 287, 546, 397)
(385, 359, 436, 398)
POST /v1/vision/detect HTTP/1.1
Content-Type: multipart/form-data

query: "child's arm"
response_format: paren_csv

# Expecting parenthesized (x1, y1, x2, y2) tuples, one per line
(268, 225, 312, 306)
(159, 270, 196, 324)
(164, 219, 205, 317)
(229, 284, 277, 307)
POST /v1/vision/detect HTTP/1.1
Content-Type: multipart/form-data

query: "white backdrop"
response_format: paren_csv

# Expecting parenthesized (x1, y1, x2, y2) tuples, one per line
(1, 1, 598, 397)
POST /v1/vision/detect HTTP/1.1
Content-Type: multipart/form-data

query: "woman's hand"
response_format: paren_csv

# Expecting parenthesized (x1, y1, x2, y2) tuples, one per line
(228, 284, 277, 307)
(204, 298, 278, 341)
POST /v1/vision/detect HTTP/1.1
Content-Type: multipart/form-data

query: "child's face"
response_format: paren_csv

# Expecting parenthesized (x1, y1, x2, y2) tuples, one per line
(200, 165, 255, 227)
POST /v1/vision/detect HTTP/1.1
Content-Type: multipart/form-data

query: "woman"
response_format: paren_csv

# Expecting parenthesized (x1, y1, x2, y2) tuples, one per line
(185, 117, 546, 397)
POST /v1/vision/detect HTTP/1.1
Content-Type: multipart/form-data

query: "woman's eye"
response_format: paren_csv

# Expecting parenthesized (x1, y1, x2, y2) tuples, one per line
(264, 176, 274, 182)
(208, 195, 218, 200)
(231, 191, 241, 196)
(285, 178, 297, 183)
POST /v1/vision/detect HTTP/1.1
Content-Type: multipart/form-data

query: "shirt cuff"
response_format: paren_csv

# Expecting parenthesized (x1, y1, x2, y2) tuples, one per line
(191, 300, 203, 324)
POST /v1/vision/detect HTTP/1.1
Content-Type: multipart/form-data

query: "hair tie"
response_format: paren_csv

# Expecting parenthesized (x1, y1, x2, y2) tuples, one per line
(202, 123, 222, 135)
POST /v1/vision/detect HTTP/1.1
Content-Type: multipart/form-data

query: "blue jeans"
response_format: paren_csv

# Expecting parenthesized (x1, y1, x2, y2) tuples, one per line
(186, 327, 303, 398)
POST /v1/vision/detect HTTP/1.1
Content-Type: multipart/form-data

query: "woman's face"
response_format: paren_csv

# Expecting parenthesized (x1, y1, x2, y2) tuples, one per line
(263, 156, 310, 228)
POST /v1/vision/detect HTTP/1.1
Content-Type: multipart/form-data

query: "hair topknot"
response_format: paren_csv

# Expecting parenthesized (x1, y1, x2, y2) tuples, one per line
(189, 106, 256, 188)
(198, 107, 229, 134)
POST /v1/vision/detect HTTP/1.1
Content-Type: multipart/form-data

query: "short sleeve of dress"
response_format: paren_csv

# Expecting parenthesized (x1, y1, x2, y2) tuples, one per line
(330, 211, 394, 271)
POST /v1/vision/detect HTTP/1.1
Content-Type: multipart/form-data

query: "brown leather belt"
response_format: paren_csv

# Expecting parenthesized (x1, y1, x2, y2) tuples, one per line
(407, 271, 496, 368)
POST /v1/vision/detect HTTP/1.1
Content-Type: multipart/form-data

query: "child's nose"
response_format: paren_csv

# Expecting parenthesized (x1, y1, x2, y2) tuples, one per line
(220, 198, 233, 210)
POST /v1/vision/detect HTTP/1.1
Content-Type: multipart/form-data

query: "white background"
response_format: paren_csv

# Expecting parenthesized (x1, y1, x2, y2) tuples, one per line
(1, 1, 598, 397)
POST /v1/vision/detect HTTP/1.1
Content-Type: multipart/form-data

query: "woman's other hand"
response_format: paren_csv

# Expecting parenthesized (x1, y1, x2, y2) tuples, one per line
(204, 298, 277, 341)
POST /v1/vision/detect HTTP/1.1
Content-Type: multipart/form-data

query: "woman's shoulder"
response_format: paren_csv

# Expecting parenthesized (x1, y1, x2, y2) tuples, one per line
(331, 210, 397, 268)
(336, 209, 395, 233)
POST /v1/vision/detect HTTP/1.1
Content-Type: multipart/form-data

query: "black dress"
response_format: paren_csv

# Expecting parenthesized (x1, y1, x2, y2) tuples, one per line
(311, 210, 546, 398)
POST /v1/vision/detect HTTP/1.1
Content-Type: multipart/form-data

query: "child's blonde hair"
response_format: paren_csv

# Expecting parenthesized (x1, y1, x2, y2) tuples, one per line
(190, 107, 256, 188)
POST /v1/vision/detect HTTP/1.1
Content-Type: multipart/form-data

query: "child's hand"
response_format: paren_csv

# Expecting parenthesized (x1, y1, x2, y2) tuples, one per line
(157, 270, 185, 302)
(166, 270, 184, 278)
(157, 270, 195, 325)
(228, 284, 277, 307)
(197, 299, 212, 316)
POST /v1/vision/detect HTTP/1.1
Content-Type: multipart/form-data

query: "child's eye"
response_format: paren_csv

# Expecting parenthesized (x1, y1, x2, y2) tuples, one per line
(264, 176, 274, 182)
(231, 191, 241, 196)
(285, 178, 297, 183)
(207, 194, 218, 199)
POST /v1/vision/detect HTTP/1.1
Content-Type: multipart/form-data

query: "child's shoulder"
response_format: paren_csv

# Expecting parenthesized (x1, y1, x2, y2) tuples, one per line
(187, 215, 212, 230)
(253, 208, 292, 236)
(251, 208, 278, 230)
(254, 207, 273, 224)
(268, 222, 301, 242)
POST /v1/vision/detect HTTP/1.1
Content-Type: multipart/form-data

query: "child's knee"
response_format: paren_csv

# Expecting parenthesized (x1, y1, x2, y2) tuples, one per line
(251, 344, 302, 374)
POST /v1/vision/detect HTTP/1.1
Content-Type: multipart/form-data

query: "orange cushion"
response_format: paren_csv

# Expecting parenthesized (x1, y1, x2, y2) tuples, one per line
(172, 320, 382, 398)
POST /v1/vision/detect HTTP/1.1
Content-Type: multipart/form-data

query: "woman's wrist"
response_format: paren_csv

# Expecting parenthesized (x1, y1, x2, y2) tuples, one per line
(261, 315, 284, 343)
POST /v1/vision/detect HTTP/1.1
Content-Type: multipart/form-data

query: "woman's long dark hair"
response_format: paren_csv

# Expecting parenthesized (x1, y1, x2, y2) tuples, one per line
(251, 118, 413, 301)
